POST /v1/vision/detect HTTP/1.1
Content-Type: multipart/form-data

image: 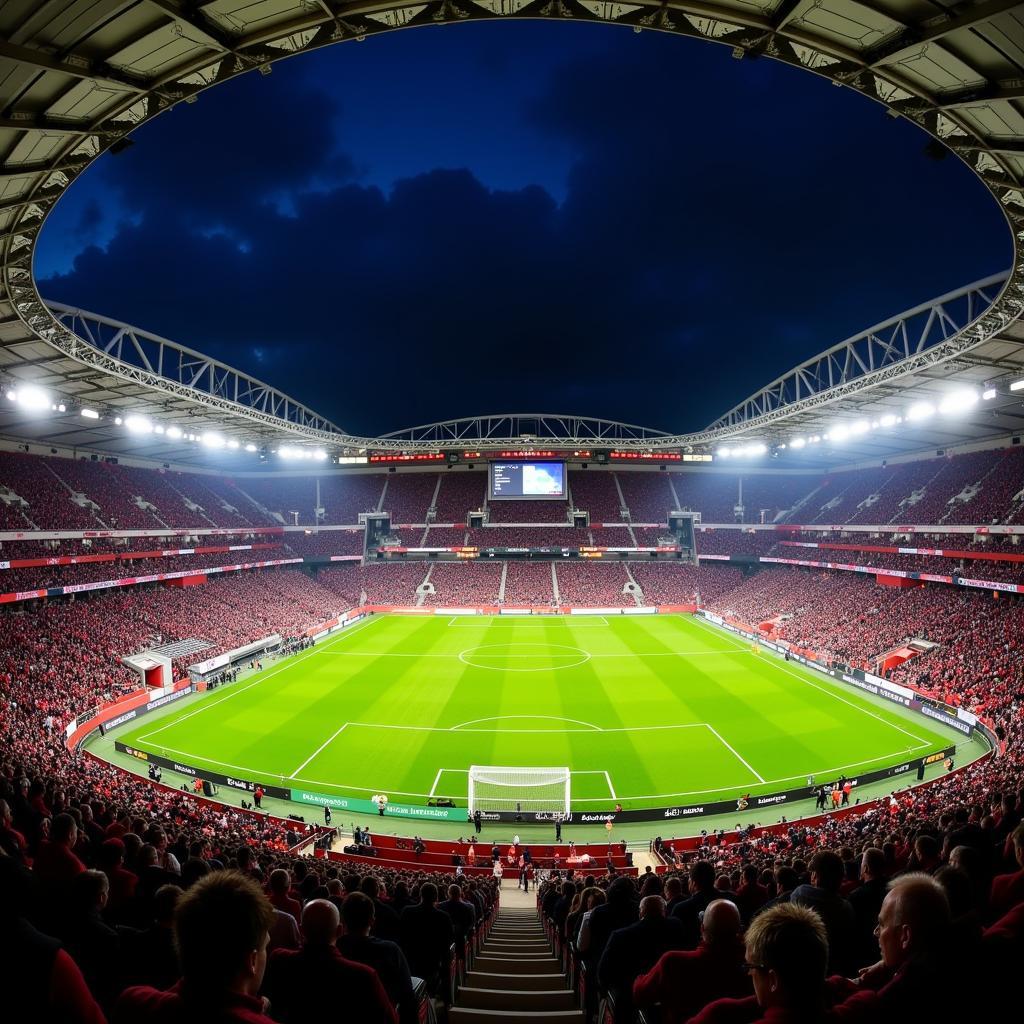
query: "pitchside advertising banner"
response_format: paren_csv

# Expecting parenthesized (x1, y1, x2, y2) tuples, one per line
(114, 742, 291, 801)
(291, 790, 466, 821)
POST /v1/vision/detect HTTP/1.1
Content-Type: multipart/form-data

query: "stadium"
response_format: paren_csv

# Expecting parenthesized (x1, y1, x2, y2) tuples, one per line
(1, 2, 1023, 1023)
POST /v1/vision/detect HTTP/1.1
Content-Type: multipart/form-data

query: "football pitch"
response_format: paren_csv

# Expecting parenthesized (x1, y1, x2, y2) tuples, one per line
(115, 613, 958, 810)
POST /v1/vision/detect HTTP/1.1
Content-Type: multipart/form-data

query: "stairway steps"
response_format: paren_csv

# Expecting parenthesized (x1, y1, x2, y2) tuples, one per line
(474, 956, 561, 975)
(450, 1010, 585, 1024)
(457, 988, 577, 1011)
(464, 971, 569, 992)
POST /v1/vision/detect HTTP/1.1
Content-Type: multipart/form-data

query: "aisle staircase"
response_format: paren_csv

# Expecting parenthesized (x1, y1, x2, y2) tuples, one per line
(450, 906, 583, 1024)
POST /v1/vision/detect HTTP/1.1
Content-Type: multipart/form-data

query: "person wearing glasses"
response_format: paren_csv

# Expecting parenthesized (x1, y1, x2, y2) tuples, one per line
(687, 903, 830, 1024)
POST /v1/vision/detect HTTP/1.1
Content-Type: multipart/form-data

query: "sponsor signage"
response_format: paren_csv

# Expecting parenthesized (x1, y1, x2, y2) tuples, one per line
(113, 743, 290, 800)
(919, 704, 974, 735)
(292, 790, 466, 820)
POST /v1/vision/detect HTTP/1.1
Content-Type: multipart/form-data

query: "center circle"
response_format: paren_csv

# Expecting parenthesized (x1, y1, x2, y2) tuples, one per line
(458, 642, 591, 672)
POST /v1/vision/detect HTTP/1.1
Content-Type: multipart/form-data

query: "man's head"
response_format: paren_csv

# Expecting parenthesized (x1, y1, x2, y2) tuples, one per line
(639, 895, 666, 920)
(269, 869, 291, 894)
(174, 870, 274, 997)
(152, 884, 182, 926)
(448, 884, 462, 901)
(50, 812, 77, 847)
(361, 876, 380, 900)
(744, 903, 828, 1010)
(875, 873, 950, 969)
(419, 882, 438, 906)
(301, 899, 341, 946)
(860, 847, 886, 882)
(340, 891, 375, 937)
(701, 899, 741, 947)
(808, 851, 844, 893)
(72, 869, 109, 913)
(689, 861, 715, 894)
(664, 876, 683, 901)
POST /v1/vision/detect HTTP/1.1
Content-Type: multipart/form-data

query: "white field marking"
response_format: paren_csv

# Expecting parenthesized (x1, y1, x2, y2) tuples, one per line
(343, 721, 709, 734)
(449, 715, 602, 731)
(309, 649, 740, 658)
(688, 615, 928, 746)
(704, 723, 766, 784)
(446, 616, 610, 627)
(287, 723, 350, 779)
(458, 642, 591, 672)
(137, 615, 384, 742)
(137, 740, 933, 805)
(604, 771, 617, 799)
(429, 768, 444, 797)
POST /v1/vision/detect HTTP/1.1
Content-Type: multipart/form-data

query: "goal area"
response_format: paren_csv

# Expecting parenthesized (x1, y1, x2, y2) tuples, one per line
(468, 765, 571, 816)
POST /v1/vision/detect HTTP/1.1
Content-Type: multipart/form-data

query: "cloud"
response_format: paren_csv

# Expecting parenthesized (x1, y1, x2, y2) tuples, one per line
(37, 25, 1011, 437)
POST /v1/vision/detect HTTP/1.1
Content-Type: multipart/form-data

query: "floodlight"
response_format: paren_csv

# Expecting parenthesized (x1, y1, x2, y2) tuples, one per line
(906, 401, 935, 422)
(124, 415, 153, 433)
(15, 385, 50, 411)
(982, 388, 997, 400)
(830, 424, 850, 441)
(938, 389, 978, 415)
(245, 443, 258, 452)
(81, 408, 99, 420)
(789, 437, 806, 449)
(201, 432, 225, 448)
(1009, 380, 1024, 392)
(879, 414, 897, 427)
(850, 420, 870, 435)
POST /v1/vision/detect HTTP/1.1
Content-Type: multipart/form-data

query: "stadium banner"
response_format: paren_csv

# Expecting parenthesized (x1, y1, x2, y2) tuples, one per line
(476, 749, 959, 824)
(571, 607, 624, 615)
(99, 685, 194, 735)
(113, 743, 290, 800)
(0, 556, 304, 605)
(0, 526, 285, 543)
(292, 789, 466, 821)
(761, 555, 1022, 595)
(437, 608, 479, 615)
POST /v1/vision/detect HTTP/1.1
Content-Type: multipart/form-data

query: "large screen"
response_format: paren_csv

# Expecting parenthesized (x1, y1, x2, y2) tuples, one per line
(490, 461, 566, 500)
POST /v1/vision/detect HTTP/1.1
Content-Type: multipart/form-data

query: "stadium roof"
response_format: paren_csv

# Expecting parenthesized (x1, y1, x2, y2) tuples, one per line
(0, 0, 1022, 468)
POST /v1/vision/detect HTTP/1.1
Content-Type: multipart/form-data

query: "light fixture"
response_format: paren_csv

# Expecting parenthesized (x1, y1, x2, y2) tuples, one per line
(790, 437, 806, 449)
(166, 426, 182, 439)
(938, 389, 978, 415)
(717, 447, 732, 458)
(14, 385, 50, 411)
(244, 443, 258, 453)
(114, 416, 123, 426)
(4, 390, 14, 402)
(830, 424, 850, 441)
(906, 401, 935, 422)
(201, 432, 225, 448)
(982, 388, 997, 400)
(850, 420, 870, 435)
(313, 450, 328, 461)
(124, 415, 153, 434)
(57, 403, 66, 413)
(227, 439, 240, 450)
(80, 408, 100, 420)
(879, 414, 898, 428)
(154, 425, 165, 434)
(1009, 380, 1024, 392)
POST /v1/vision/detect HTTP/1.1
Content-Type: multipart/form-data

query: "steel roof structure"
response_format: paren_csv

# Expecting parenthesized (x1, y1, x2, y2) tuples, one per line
(0, 0, 1022, 467)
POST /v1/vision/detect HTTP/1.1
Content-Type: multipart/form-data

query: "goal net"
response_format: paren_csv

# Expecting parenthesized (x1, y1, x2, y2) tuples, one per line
(468, 765, 571, 816)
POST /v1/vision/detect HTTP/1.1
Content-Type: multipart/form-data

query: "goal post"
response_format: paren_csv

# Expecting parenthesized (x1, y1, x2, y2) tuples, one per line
(468, 765, 571, 816)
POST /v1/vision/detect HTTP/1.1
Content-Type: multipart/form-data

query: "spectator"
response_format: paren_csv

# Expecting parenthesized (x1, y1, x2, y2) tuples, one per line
(633, 899, 750, 1024)
(263, 898, 396, 1024)
(598, 895, 685, 1021)
(113, 870, 276, 1023)
(338, 891, 416, 1024)
(791, 850, 856, 974)
(689, 903, 830, 1024)
(399, 881, 454, 995)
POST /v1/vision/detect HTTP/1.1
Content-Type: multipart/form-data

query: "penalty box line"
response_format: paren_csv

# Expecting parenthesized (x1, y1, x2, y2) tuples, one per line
(432, 767, 617, 800)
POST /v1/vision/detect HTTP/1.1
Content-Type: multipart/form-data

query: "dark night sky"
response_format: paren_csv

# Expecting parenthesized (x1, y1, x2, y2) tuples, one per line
(36, 22, 1011, 438)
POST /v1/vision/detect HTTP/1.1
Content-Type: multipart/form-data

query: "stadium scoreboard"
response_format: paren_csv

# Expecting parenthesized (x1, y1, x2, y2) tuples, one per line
(489, 461, 566, 500)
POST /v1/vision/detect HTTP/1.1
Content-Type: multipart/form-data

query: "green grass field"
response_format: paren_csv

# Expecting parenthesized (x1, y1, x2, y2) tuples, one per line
(115, 613, 958, 810)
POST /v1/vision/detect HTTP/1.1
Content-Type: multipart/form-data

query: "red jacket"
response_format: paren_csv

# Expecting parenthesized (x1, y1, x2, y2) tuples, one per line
(635, 941, 750, 1024)
(114, 982, 274, 1024)
(989, 866, 1024, 919)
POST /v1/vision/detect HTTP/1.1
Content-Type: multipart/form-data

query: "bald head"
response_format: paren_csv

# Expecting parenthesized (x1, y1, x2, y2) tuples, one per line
(301, 899, 340, 946)
(639, 895, 666, 919)
(702, 899, 742, 944)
